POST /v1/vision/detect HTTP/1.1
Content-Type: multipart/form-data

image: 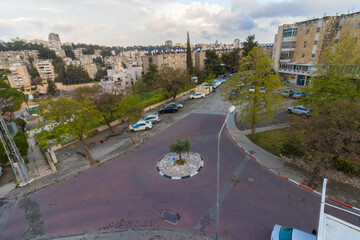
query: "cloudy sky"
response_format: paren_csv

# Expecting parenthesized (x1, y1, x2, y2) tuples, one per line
(0, 0, 359, 47)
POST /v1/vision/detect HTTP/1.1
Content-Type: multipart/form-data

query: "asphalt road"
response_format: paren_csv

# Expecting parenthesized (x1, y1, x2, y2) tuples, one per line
(0, 113, 321, 240)
(1, 87, 359, 240)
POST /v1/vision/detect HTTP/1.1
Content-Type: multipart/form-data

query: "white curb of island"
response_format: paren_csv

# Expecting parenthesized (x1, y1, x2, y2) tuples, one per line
(156, 154, 204, 180)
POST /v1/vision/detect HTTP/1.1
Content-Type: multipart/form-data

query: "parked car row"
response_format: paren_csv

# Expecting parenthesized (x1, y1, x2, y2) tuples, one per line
(282, 89, 307, 99)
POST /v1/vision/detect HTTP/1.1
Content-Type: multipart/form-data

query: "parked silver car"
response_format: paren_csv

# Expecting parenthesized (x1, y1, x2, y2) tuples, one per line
(189, 92, 205, 99)
(139, 114, 161, 124)
(287, 105, 312, 117)
(292, 91, 306, 99)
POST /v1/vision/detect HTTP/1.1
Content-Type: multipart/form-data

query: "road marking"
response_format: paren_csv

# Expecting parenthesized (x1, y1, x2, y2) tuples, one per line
(194, 155, 250, 232)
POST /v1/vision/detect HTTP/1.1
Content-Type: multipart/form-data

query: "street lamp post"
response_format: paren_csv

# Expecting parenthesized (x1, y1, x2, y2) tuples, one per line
(216, 105, 236, 240)
(220, 64, 238, 73)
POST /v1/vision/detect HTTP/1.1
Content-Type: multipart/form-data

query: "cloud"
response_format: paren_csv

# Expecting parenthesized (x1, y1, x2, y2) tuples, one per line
(0, 0, 359, 46)
(38, 7, 65, 13)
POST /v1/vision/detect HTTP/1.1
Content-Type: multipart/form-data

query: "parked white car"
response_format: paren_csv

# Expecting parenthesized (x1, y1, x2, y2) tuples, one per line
(138, 114, 161, 124)
(271, 225, 316, 240)
(129, 120, 152, 132)
(189, 92, 205, 99)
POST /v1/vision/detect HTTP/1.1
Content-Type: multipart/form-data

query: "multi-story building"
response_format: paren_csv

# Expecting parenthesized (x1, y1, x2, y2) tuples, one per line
(83, 63, 98, 79)
(101, 67, 142, 94)
(273, 12, 360, 85)
(48, 33, 60, 42)
(6, 63, 31, 89)
(165, 40, 173, 47)
(48, 33, 65, 58)
(142, 52, 195, 74)
(34, 60, 55, 82)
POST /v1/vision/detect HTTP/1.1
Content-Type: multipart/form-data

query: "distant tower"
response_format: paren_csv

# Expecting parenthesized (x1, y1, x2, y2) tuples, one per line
(215, 39, 219, 45)
(48, 33, 60, 42)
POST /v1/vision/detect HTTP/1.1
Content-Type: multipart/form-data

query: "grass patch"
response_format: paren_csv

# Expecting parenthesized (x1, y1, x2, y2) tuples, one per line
(246, 129, 288, 156)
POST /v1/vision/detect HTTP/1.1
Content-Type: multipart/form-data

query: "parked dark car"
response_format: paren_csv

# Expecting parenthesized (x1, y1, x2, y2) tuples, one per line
(159, 105, 178, 114)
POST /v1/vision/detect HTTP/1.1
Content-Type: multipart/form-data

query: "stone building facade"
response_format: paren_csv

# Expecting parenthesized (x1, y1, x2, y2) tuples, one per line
(273, 12, 360, 85)
(34, 60, 55, 82)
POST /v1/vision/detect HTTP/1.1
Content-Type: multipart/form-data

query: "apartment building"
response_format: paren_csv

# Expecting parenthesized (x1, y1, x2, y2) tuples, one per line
(165, 40, 173, 47)
(7, 63, 31, 89)
(0, 50, 38, 63)
(101, 67, 142, 94)
(273, 12, 360, 85)
(83, 63, 98, 79)
(34, 60, 55, 82)
(142, 52, 195, 74)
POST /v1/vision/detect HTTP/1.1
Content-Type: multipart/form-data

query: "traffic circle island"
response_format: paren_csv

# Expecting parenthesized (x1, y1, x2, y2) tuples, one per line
(157, 152, 204, 179)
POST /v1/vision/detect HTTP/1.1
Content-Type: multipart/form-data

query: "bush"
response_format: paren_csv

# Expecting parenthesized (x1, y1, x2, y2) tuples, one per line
(13, 131, 29, 157)
(280, 137, 305, 157)
(334, 158, 360, 176)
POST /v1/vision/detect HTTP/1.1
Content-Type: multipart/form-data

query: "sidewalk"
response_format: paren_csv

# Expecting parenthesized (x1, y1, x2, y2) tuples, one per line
(226, 111, 360, 209)
(43, 228, 231, 240)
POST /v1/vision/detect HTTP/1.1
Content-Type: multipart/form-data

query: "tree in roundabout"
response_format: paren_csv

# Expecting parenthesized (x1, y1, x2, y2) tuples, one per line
(169, 138, 191, 165)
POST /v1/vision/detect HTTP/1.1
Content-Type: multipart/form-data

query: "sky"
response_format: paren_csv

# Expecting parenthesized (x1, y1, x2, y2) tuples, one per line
(0, 0, 359, 47)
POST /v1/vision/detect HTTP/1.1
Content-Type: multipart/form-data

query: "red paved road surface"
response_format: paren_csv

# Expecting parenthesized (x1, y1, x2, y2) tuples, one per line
(1, 113, 321, 240)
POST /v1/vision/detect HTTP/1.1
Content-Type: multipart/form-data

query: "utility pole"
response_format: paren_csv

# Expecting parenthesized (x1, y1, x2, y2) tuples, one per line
(0, 90, 32, 186)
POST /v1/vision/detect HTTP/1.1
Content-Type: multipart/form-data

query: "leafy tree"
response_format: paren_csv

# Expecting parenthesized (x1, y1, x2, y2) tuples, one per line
(242, 35, 259, 57)
(186, 31, 194, 74)
(169, 138, 191, 164)
(42, 96, 101, 165)
(94, 57, 105, 67)
(64, 64, 90, 85)
(14, 118, 27, 132)
(13, 131, 29, 157)
(94, 68, 106, 81)
(0, 85, 26, 120)
(28, 67, 40, 80)
(61, 45, 76, 59)
(38, 46, 56, 60)
(100, 48, 112, 58)
(82, 45, 95, 55)
(157, 67, 192, 99)
(142, 63, 160, 92)
(116, 96, 144, 145)
(204, 50, 223, 76)
(223, 46, 283, 138)
(47, 79, 58, 96)
(74, 85, 122, 133)
(289, 30, 360, 183)
(221, 48, 241, 73)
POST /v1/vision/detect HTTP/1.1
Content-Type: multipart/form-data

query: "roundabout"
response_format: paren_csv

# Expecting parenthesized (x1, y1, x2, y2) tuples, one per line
(157, 152, 204, 179)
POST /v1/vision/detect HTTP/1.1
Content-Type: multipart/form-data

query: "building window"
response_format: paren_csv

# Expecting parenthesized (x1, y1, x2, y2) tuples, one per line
(312, 53, 315, 58)
(304, 41, 307, 47)
(302, 53, 305, 58)
(316, 27, 321, 32)
(314, 40, 318, 45)
(283, 28, 298, 37)
(306, 29, 310, 34)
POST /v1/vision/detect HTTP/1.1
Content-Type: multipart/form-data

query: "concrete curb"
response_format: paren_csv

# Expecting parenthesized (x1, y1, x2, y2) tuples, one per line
(225, 122, 360, 213)
(157, 153, 204, 180)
